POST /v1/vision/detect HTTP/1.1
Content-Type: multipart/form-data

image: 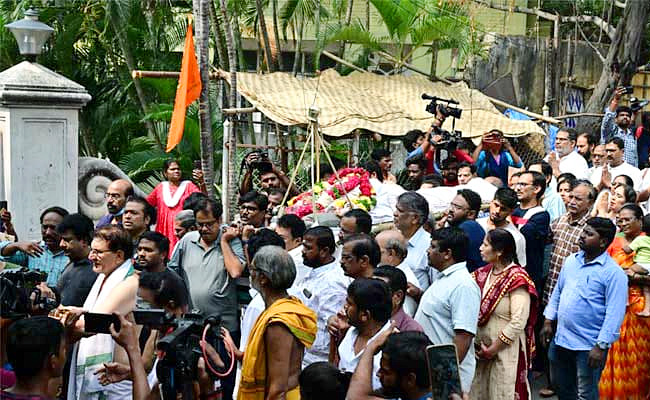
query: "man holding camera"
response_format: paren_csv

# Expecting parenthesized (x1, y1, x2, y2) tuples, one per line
(601, 86, 638, 167)
(239, 152, 299, 197)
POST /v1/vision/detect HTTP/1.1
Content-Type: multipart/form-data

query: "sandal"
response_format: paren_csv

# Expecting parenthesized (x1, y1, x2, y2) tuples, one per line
(539, 388, 555, 398)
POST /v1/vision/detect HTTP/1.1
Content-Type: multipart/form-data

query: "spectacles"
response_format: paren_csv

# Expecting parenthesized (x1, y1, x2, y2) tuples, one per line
(197, 219, 218, 229)
(90, 248, 114, 256)
(104, 193, 122, 200)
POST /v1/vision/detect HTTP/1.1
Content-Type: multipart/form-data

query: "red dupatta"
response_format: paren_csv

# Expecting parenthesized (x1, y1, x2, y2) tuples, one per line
(472, 264, 538, 365)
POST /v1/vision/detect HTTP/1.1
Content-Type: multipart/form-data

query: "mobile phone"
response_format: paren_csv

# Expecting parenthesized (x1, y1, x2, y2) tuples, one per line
(0, 201, 7, 210)
(426, 344, 462, 400)
(84, 312, 120, 334)
(624, 86, 634, 95)
(193, 160, 202, 169)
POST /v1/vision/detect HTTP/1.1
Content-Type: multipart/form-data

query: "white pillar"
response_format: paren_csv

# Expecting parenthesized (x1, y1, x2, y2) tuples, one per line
(0, 61, 90, 240)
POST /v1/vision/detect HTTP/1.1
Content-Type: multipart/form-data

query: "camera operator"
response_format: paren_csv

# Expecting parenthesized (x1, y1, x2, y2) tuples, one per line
(239, 152, 299, 198)
(473, 129, 523, 186)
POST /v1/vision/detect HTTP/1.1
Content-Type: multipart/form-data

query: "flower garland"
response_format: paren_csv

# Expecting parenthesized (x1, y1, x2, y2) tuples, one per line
(285, 167, 377, 218)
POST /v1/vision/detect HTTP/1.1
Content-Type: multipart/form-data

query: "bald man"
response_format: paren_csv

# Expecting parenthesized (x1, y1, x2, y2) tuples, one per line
(375, 229, 421, 316)
(96, 179, 134, 228)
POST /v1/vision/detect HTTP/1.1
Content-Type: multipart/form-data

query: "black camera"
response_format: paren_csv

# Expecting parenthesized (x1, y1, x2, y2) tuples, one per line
(0, 268, 58, 319)
(246, 151, 273, 173)
(133, 310, 231, 400)
(422, 94, 463, 120)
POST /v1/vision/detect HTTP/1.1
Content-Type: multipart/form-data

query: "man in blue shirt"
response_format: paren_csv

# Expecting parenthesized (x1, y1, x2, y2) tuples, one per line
(542, 217, 627, 400)
(0, 206, 69, 287)
(438, 189, 486, 272)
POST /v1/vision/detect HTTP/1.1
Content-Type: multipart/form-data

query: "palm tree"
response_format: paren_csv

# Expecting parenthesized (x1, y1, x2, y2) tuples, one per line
(316, 0, 484, 74)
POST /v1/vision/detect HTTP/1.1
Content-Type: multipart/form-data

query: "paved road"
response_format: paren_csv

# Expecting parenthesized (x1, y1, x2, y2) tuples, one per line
(531, 373, 558, 400)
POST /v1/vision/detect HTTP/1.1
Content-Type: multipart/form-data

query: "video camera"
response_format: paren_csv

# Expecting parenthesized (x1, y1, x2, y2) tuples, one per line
(0, 268, 58, 319)
(422, 94, 463, 161)
(133, 309, 232, 400)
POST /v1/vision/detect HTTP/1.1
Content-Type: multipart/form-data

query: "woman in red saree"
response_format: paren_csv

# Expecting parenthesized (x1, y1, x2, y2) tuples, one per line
(470, 228, 538, 400)
(147, 159, 203, 251)
(599, 203, 650, 399)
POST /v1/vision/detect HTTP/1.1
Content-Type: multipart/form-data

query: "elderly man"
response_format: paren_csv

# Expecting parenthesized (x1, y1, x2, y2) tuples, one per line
(173, 209, 196, 242)
(544, 181, 597, 305)
(0, 206, 69, 287)
(237, 246, 317, 400)
(601, 87, 637, 167)
(393, 192, 431, 291)
(340, 234, 380, 279)
(67, 225, 139, 399)
(546, 128, 590, 180)
(97, 179, 134, 228)
(375, 229, 420, 316)
(542, 217, 627, 400)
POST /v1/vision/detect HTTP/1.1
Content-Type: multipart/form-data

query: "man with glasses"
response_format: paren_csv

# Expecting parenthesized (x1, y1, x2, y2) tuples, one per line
(512, 171, 551, 293)
(97, 179, 134, 228)
(168, 196, 245, 400)
(437, 189, 486, 272)
(393, 192, 432, 292)
(545, 128, 589, 180)
(591, 137, 642, 191)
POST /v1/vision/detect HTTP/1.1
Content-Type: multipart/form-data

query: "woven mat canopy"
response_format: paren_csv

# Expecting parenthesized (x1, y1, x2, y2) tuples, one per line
(222, 69, 545, 139)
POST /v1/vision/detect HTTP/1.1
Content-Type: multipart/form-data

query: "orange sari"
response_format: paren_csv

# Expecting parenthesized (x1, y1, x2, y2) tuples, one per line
(599, 233, 650, 399)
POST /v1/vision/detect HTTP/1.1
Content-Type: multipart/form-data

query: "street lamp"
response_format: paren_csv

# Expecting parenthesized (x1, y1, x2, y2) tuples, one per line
(4, 8, 54, 56)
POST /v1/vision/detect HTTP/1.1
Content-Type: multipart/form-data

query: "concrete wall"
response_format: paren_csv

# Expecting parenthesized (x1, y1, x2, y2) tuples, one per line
(470, 35, 607, 114)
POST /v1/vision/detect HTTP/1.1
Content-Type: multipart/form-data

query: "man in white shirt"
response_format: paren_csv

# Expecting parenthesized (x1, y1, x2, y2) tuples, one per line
(414, 227, 480, 395)
(393, 192, 432, 292)
(545, 128, 590, 180)
(590, 137, 642, 191)
(274, 214, 309, 284)
(292, 226, 349, 367)
(375, 229, 421, 316)
(338, 278, 393, 390)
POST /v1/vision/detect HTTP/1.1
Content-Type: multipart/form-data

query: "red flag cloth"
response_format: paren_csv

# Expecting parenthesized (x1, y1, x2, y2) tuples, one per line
(166, 22, 202, 152)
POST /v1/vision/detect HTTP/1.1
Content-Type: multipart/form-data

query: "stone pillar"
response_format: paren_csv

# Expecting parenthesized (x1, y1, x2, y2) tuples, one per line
(0, 61, 91, 241)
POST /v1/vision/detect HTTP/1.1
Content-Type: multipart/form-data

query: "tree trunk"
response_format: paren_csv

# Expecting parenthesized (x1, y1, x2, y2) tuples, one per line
(219, 0, 239, 222)
(580, 1, 650, 131)
(292, 15, 305, 76)
(107, 8, 163, 150)
(255, 0, 275, 72)
(273, 0, 284, 71)
(209, 0, 228, 70)
(338, 0, 354, 65)
(194, 0, 216, 198)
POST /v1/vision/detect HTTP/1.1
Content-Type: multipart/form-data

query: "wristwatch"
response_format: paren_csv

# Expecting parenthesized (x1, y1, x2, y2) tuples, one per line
(596, 341, 610, 350)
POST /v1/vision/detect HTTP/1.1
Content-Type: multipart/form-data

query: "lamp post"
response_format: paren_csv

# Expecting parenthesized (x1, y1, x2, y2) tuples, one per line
(4, 8, 53, 57)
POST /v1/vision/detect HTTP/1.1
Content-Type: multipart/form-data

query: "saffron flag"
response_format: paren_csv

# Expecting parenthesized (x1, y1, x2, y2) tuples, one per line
(166, 22, 202, 152)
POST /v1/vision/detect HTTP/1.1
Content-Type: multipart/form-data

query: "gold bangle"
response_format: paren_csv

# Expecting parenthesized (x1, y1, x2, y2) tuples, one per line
(498, 332, 513, 345)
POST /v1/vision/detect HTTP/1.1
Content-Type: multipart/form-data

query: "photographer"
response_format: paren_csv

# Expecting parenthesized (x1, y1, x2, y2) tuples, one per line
(239, 152, 299, 198)
(601, 86, 637, 167)
(473, 129, 523, 186)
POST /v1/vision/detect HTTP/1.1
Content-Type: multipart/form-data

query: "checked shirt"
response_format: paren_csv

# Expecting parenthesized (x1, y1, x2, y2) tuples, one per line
(543, 211, 591, 305)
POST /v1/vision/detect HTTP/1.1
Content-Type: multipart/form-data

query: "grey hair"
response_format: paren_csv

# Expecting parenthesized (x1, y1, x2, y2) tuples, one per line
(174, 210, 196, 229)
(252, 245, 296, 290)
(385, 237, 407, 261)
(397, 192, 430, 226)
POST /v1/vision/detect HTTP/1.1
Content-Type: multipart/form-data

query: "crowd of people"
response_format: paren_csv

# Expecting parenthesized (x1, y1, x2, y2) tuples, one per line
(1, 88, 650, 400)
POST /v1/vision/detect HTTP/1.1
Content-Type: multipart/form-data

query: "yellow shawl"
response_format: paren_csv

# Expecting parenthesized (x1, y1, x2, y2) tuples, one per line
(238, 296, 317, 400)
